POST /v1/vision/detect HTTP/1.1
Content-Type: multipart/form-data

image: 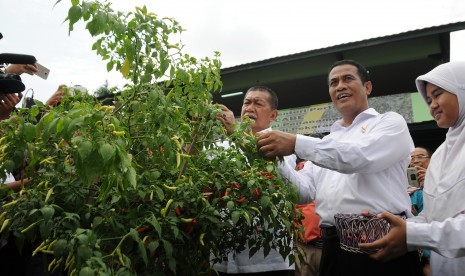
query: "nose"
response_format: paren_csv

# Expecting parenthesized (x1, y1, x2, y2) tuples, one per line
(429, 98, 439, 112)
(244, 104, 255, 112)
(335, 80, 347, 91)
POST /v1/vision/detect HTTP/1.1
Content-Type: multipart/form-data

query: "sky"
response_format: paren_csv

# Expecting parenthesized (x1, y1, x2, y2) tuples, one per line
(1, 0, 465, 103)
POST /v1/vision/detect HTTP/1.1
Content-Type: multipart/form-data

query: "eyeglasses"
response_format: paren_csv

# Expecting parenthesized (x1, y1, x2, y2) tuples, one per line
(411, 155, 430, 161)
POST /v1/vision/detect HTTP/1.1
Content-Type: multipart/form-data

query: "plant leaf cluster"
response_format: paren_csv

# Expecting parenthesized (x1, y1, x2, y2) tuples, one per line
(0, 1, 300, 275)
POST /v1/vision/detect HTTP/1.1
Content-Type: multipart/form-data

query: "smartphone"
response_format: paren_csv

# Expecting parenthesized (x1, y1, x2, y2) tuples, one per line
(407, 167, 420, 188)
(35, 62, 50, 80)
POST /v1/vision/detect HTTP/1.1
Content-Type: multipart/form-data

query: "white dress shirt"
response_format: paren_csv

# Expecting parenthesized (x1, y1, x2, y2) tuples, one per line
(278, 108, 414, 226)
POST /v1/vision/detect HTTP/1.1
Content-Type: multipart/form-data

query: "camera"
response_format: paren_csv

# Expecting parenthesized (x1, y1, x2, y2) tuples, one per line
(0, 72, 25, 94)
(1, 33, 37, 94)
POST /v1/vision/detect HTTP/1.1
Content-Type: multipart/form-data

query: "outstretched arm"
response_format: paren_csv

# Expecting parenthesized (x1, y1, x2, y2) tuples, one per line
(5, 64, 38, 76)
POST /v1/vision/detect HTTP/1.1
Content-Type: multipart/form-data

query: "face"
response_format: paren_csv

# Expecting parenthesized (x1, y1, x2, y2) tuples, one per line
(425, 83, 459, 128)
(410, 147, 430, 169)
(328, 64, 371, 125)
(241, 90, 278, 134)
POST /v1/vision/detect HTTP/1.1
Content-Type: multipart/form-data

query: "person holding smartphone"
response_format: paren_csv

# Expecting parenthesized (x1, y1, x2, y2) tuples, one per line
(408, 146, 433, 213)
(409, 147, 433, 275)
(410, 147, 432, 186)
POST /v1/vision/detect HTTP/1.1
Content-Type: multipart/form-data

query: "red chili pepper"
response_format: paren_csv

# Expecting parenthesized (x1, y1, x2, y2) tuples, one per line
(236, 197, 246, 203)
(231, 182, 240, 189)
(137, 227, 147, 234)
(224, 190, 230, 197)
(253, 188, 260, 199)
(184, 219, 198, 235)
(175, 207, 182, 216)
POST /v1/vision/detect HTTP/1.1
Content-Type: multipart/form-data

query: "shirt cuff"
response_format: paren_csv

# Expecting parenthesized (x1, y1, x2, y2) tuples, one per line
(406, 221, 431, 251)
(295, 134, 318, 160)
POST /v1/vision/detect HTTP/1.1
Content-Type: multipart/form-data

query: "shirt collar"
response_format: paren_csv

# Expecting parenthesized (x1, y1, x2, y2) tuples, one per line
(331, 108, 378, 131)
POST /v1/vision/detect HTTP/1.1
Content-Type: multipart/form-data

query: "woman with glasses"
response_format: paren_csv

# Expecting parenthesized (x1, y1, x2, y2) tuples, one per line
(360, 61, 465, 276)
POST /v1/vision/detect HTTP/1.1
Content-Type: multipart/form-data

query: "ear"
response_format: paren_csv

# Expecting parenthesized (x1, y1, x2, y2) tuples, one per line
(269, 110, 278, 122)
(364, 81, 373, 96)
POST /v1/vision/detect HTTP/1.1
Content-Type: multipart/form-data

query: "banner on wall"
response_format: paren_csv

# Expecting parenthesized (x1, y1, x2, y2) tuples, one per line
(271, 92, 431, 134)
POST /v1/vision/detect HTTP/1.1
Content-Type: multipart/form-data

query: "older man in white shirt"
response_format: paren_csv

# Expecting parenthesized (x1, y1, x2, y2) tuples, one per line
(215, 86, 294, 275)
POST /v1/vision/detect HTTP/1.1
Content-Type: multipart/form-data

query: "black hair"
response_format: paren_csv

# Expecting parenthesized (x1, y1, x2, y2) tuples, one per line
(416, 146, 434, 158)
(327, 59, 371, 85)
(245, 86, 278, 110)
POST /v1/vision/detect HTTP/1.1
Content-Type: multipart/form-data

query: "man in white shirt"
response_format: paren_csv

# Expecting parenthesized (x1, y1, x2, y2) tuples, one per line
(215, 86, 294, 275)
(256, 60, 422, 275)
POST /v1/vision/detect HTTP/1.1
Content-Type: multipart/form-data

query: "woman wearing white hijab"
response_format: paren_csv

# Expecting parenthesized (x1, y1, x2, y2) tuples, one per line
(359, 61, 465, 275)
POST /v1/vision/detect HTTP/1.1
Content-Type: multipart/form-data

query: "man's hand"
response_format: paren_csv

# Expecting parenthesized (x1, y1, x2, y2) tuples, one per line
(415, 166, 427, 186)
(216, 104, 236, 135)
(358, 211, 408, 262)
(0, 93, 23, 120)
(5, 64, 38, 76)
(46, 84, 67, 106)
(257, 130, 296, 158)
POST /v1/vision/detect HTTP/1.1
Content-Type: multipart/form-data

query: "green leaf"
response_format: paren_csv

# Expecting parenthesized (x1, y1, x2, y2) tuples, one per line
(263, 243, 271, 257)
(146, 215, 162, 236)
(125, 167, 137, 188)
(107, 61, 114, 72)
(39, 220, 53, 238)
(23, 123, 36, 142)
(162, 240, 176, 273)
(231, 210, 240, 225)
(40, 206, 55, 221)
(260, 195, 271, 208)
(78, 140, 93, 160)
(68, 6, 82, 26)
(77, 245, 93, 262)
(137, 237, 148, 265)
(99, 143, 115, 164)
(160, 59, 169, 75)
(155, 187, 164, 201)
(249, 245, 260, 259)
(53, 239, 68, 258)
(79, 267, 95, 276)
(147, 240, 159, 253)
(226, 200, 234, 210)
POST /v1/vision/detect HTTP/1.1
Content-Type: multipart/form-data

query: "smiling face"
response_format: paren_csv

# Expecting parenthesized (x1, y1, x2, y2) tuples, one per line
(425, 82, 459, 128)
(328, 64, 372, 126)
(241, 89, 278, 134)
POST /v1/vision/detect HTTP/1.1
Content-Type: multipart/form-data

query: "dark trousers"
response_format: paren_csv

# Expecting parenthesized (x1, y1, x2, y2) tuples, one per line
(319, 236, 423, 276)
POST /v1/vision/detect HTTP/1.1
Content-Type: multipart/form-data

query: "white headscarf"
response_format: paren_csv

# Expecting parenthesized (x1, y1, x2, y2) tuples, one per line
(415, 61, 465, 222)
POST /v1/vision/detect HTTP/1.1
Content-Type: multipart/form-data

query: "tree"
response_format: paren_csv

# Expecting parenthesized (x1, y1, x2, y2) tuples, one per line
(93, 80, 111, 98)
(0, 1, 299, 275)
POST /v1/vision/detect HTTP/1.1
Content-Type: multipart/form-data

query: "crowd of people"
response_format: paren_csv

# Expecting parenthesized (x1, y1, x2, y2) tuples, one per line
(2, 55, 465, 276)
(216, 60, 465, 276)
